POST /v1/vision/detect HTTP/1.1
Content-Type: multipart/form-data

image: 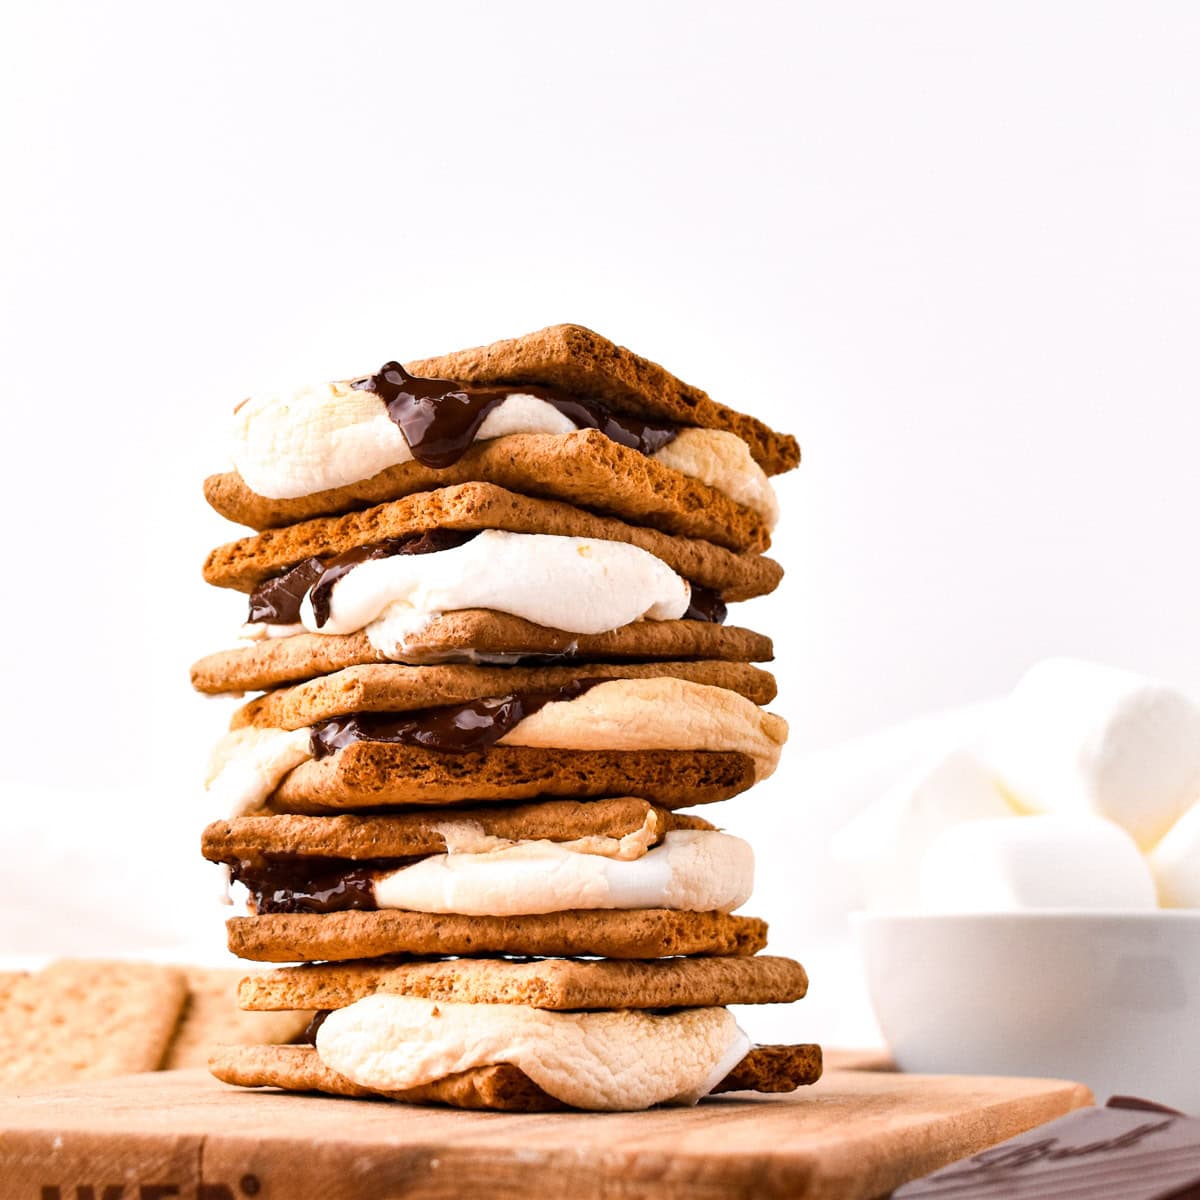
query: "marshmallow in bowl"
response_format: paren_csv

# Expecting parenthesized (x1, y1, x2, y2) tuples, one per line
(1150, 802, 1200, 908)
(982, 658, 1200, 850)
(833, 748, 1015, 910)
(918, 815, 1158, 913)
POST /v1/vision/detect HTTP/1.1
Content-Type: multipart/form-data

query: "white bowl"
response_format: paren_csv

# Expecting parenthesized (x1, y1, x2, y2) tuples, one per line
(854, 911, 1200, 1113)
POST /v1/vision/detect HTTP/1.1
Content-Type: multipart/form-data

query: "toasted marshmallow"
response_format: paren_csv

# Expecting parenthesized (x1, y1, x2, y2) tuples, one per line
(498, 677, 788, 780)
(433, 810, 659, 861)
(982, 658, 1200, 849)
(316, 995, 751, 1111)
(209, 679, 785, 816)
(372, 830, 753, 916)
(919, 814, 1158, 912)
(299, 530, 691, 649)
(1150, 802, 1200, 908)
(231, 381, 778, 521)
(833, 748, 1016, 910)
(654, 428, 779, 527)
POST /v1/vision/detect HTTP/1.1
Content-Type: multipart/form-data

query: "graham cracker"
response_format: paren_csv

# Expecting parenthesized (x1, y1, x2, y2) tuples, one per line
(201, 481, 783, 599)
(267, 745, 755, 812)
(203, 798, 715, 864)
(206, 429, 771, 552)
(231, 660, 776, 732)
(191, 615, 774, 696)
(0, 960, 187, 1090)
(209, 1041, 823, 1110)
(227, 909, 767, 963)
(0, 972, 26, 1007)
(405, 325, 799, 475)
(713, 1044, 825, 1095)
(160, 968, 314, 1070)
(238, 955, 808, 1011)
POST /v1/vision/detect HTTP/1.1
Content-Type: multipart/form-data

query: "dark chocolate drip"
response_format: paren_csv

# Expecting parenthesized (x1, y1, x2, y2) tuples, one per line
(301, 1010, 330, 1044)
(353, 363, 500, 469)
(247, 556, 325, 625)
(309, 679, 604, 759)
(683, 583, 728, 625)
(230, 856, 424, 915)
(352, 361, 678, 468)
(530, 392, 678, 457)
(246, 530, 479, 627)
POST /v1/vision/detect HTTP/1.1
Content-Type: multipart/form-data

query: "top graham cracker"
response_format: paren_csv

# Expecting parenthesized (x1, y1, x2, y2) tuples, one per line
(406, 324, 800, 475)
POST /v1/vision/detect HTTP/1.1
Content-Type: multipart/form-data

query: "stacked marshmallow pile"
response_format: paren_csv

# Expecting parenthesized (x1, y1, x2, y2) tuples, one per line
(838, 659, 1200, 912)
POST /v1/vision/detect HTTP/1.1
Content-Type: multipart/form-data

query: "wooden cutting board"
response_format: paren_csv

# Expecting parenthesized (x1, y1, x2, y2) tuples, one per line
(0, 1067, 1091, 1200)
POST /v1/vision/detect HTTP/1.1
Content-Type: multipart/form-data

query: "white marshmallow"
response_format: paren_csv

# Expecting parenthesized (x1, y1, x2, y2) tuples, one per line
(919, 815, 1158, 912)
(301, 530, 690, 647)
(982, 658, 1200, 849)
(205, 726, 314, 817)
(832, 748, 1015, 911)
(1149, 802, 1200, 908)
(372, 830, 754, 916)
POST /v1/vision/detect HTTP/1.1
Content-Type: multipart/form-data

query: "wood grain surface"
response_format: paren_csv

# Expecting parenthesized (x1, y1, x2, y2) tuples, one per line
(0, 1068, 1091, 1200)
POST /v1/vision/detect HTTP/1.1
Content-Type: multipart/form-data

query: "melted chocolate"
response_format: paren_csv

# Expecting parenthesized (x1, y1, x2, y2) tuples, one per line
(352, 361, 678, 468)
(684, 583, 728, 625)
(247, 557, 323, 625)
(230, 856, 424, 915)
(528, 392, 678, 457)
(247, 527, 727, 633)
(247, 530, 479, 627)
(310, 679, 604, 759)
(301, 1010, 330, 1044)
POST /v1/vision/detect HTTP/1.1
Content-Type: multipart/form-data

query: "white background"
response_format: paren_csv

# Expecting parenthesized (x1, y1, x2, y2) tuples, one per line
(1, 1, 1198, 1045)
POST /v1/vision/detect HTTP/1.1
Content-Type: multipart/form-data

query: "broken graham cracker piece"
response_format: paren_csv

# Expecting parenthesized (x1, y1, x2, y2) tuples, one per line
(405, 324, 800, 475)
(238, 955, 807, 1010)
(231, 660, 777, 732)
(267, 745, 755, 813)
(0, 960, 187, 1090)
(191, 616, 774, 696)
(228, 908, 767, 963)
(713, 1044, 825, 1095)
(210, 1041, 823, 1110)
(201, 481, 783, 599)
(161, 967, 314, 1070)
(206, 429, 772, 553)
(203, 798, 715, 864)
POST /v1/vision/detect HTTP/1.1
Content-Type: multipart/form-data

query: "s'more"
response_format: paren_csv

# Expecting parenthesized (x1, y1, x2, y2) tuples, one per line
(193, 324, 820, 1111)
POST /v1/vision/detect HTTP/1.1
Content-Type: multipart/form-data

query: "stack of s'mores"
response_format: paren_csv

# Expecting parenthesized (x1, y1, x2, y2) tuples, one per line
(194, 325, 820, 1111)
